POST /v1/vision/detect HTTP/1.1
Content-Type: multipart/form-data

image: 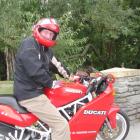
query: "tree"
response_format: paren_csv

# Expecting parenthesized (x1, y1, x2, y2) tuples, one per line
(53, 0, 138, 70)
(0, 0, 49, 80)
(0, 0, 139, 80)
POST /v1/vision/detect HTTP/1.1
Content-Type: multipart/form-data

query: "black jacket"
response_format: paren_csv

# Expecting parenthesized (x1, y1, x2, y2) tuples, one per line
(14, 37, 70, 101)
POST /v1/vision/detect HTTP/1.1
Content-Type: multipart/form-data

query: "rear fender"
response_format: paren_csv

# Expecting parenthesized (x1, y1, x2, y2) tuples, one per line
(107, 104, 120, 129)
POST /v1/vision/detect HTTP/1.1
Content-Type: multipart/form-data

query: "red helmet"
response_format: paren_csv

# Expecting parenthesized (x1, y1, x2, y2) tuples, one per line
(33, 18, 60, 48)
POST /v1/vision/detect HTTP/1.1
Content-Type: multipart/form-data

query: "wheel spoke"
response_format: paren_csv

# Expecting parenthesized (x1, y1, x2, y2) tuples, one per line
(0, 134, 10, 140)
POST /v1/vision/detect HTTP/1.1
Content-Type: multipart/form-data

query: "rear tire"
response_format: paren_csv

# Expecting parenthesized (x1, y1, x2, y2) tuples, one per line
(96, 110, 130, 140)
(0, 134, 10, 140)
(0, 122, 15, 140)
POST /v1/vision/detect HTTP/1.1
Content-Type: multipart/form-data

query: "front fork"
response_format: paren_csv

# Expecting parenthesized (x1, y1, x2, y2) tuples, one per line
(107, 104, 120, 129)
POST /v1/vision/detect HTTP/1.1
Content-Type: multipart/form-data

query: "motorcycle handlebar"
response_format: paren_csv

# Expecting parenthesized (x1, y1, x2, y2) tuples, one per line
(85, 75, 107, 95)
(75, 67, 115, 94)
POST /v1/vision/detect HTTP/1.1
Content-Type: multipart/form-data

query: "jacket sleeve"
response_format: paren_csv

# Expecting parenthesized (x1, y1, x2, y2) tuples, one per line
(20, 48, 53, 88)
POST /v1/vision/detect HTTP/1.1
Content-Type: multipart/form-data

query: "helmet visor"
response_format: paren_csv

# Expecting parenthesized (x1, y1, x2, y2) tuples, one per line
(39, 28, 57, 41)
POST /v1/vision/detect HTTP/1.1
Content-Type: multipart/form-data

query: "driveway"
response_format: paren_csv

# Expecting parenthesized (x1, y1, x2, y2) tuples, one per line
(126, 122, 140, 140)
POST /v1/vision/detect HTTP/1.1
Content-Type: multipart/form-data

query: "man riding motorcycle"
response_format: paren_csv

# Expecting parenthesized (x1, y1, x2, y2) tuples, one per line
(14, 18, 71, 140)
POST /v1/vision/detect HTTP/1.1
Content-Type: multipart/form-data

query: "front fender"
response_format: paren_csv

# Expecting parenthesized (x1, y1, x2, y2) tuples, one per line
(107, 104, 120, 129)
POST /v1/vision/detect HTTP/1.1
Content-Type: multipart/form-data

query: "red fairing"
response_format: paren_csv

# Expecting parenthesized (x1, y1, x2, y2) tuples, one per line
(107, 104, 120, 129)
(0, 105, 38, 127)
(69, 84, 115, 140)
(44, 81, 87, 107)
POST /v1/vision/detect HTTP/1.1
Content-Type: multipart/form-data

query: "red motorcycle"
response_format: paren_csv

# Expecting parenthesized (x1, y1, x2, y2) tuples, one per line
(0, 72, 129, 140)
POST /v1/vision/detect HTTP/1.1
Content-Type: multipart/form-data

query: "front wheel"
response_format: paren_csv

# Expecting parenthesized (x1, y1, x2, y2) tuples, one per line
(96, 110, 130, 140)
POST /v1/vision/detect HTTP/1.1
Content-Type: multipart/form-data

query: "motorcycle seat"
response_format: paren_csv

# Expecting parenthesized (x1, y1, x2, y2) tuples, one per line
(0, 95, 28, 113)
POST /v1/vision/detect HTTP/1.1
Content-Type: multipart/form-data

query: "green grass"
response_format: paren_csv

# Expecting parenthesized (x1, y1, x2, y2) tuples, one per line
(0, 81, 13, 94)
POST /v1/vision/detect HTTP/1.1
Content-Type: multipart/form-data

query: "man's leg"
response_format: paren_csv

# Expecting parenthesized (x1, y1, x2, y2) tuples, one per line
(19, 94, 71, 140)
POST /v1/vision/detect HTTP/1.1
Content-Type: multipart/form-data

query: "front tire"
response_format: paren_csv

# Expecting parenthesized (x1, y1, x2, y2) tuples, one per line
(96, 110, 130, 140)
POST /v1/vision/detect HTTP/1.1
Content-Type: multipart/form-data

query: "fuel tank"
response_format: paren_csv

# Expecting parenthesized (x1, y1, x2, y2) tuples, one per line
(44, 81, 87, 107)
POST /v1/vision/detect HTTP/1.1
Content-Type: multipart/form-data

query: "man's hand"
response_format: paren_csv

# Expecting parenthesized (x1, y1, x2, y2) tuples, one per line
(69, 74, 80, 81)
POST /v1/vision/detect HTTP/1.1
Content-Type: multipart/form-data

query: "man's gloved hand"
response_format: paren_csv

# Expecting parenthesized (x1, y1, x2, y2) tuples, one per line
(69, 74, 80, 81)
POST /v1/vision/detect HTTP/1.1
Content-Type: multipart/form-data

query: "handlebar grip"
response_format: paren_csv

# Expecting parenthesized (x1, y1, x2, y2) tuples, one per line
(86, 76, 107, 94)
(86, 78, 97, 94)
(95, 76, 107, 92)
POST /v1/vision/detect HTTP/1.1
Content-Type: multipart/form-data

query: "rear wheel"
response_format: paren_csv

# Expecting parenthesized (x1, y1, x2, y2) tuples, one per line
(0, 122, 15, 140)
(0, 121, 51, 140)
(0, 134, 10, 140)
(96, 110, 130, 140)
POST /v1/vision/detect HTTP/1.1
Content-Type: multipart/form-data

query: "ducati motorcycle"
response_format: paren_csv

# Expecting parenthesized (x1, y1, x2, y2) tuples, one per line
(0, 71, 130, 140)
